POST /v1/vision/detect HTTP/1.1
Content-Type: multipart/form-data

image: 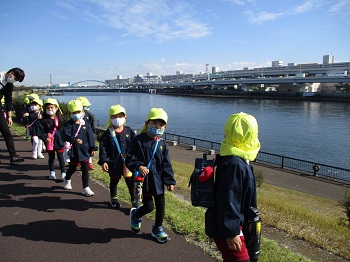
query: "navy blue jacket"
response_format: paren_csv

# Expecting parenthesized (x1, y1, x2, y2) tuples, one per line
(23, 111, 43, 136)
(126, 133, 176, 195)
(205, 155, 257, 238)
(83, 111, 95, 133)
(98, 126, 135, 179)
(62, 120, 98, 161)
(37, 116, 66, 150)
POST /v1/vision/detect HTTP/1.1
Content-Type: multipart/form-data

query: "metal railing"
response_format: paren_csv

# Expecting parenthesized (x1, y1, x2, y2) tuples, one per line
(164, 132, 350, 183)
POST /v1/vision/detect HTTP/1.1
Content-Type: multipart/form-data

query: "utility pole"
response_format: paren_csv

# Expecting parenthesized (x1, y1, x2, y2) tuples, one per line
(205, 64, 210, 80)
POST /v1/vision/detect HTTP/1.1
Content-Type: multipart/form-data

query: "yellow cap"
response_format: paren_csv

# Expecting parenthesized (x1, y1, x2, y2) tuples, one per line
(109, 104, 126, 116)
(44, 98, 59, 106)
(31, 98, 43, 106)
(106, 104, 127, 128)
(76, 97, 91, 106)
(219, 112, 261, 161)
(140, 108, 168, 133)
(67, 99, 83, 113)
(27, 93, 39, 101)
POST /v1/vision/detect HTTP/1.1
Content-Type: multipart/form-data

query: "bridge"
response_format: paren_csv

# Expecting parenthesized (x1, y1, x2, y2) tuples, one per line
(68, 80, 112, 88)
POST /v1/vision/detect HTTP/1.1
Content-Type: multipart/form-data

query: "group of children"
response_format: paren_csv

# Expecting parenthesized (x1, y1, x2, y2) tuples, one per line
(21, 94, 177, 243)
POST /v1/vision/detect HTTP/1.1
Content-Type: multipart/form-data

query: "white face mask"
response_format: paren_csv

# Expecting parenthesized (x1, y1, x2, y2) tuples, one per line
(46, 109, 57, 116)
(111, 117, 125, 127)
(7, 77, 16, 84)
(30, 105, 39, 111)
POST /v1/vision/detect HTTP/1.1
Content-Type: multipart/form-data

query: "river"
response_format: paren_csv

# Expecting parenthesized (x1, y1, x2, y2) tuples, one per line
(42, 92, 350, 169)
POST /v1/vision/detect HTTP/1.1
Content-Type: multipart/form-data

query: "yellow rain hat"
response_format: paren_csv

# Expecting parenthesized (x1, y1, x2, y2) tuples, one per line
(44, 98, 62, 114)
(31, 98, 43, 106)
(27, 93, 40, 101)
(76, 97, 91, 106)
(23, 97, 30, 104)
(67, 99, 83, 113)
(106, 104, 127, 128)
(219, 112, 261, 161)
(140, 108, 168, 133)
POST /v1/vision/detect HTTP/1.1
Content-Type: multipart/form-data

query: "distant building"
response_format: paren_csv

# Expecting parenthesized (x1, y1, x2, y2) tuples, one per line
(272, 61, 282, 67)
(323, 55, 334, 64)
(212, 66, 219, 74)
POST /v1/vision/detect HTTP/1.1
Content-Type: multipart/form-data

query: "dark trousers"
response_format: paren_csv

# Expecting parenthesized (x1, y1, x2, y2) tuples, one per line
(47, 150, 66, 174)
(65, 158, 90, 188)
(134, 193, 165, 228)
(110, 176, 134, 201)
(0, 113, 16, 156)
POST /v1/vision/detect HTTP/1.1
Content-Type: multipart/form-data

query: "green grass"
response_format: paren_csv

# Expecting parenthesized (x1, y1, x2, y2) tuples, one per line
(10, 120, 349, 261)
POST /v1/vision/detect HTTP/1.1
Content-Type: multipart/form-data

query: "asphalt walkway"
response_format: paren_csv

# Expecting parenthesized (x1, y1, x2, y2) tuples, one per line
(1, 133, 349, 262)
(0, 134, 215, 262)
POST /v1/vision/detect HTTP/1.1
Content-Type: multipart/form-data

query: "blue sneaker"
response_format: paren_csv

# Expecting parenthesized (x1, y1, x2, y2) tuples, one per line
(151, 226, 170, 243)
(130, 207, 142, 233)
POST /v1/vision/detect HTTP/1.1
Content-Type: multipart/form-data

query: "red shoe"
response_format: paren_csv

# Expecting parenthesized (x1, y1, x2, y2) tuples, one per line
(77, 162, 81, 167)
(89, 164, 94, 170)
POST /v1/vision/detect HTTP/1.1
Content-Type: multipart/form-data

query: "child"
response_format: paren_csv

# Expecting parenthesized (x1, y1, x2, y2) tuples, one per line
(77, 96, 95, 170)
(37, 98, 66, 180)
(126, 108, 176, 243)
(62, 99, 98, 196)
(98, 104, 135, 208)
(205, 112, 261, 262)
(23, 97, 45, 159)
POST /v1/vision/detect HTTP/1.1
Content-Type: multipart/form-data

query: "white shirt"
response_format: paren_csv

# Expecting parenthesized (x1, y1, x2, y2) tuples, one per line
(0, 71, 7, 90)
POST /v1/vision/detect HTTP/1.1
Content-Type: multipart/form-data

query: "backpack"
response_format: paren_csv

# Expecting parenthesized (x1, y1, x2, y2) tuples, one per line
(188, 153, 215, 208)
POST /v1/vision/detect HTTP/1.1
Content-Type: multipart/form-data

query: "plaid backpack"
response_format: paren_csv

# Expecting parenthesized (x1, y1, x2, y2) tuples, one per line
(188, 153, 215, 208)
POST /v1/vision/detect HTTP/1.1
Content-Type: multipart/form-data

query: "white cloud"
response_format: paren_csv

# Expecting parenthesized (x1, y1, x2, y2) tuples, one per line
(245, 11, 283, 24)
(329, 0, 350, 22)
(291, 1, 316, 14)
(74, 0, 211, 41)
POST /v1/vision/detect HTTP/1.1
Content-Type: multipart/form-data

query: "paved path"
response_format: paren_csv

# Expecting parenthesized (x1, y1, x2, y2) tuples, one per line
(1, 133, 349, 262)
(0, 134, 215, 262)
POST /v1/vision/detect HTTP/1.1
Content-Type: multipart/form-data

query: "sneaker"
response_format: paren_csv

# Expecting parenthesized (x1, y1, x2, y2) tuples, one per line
(38, 154, 45, 159)
(151, 226, 170, 243)
(49, 171, 56, 180)
(110, 198, 121, 208)
(81, 187, 94, 196)
(89, 163, 94, 170)
(31, 153, 37, 159)
(61, 173, 66, 180)
(64, 179, 72, 190)
(10, 155, 24, 164)
(130, 207, 142, 233)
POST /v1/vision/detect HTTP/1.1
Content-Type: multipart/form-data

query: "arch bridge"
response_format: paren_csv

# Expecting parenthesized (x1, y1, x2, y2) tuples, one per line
(68, 80, 112, 88)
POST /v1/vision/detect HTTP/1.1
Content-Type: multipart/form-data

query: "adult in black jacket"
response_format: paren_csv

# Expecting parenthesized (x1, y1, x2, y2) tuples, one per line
(0, 68, 25, 163)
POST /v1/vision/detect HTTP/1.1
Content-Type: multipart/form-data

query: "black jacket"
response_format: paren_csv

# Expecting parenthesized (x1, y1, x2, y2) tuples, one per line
(205, 155, 257, 238)
(98, 126, 135, 179)
(126, 133, 176, 195)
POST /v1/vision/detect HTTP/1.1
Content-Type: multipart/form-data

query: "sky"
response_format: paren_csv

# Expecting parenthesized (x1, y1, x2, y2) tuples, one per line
(2, 0, 350, 86)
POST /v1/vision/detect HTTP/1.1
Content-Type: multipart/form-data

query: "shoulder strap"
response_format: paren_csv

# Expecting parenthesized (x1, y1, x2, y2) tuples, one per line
(146, 138, 159, 169)
(109, 127, 125, 161)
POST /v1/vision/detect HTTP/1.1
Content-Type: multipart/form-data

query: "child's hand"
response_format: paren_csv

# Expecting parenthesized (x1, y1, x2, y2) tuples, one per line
(102, 163, 109, 172)
(46, 138, 50, 144)
(167, 185, 175, 191)
(37, 114, 42, 119)
(138, 165, 149, 176)
(90, 151, 95, 156)
(23, 113, 29, 117)
(75, 139, 83, 144)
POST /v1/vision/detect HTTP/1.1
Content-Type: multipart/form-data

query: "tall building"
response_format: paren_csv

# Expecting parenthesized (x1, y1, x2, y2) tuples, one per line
(212, 66, 219, 74)
(323, 55, 334, 64)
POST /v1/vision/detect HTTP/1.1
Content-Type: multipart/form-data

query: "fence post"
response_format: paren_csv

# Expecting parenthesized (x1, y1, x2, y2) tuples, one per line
(281, 157, 284, 169)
